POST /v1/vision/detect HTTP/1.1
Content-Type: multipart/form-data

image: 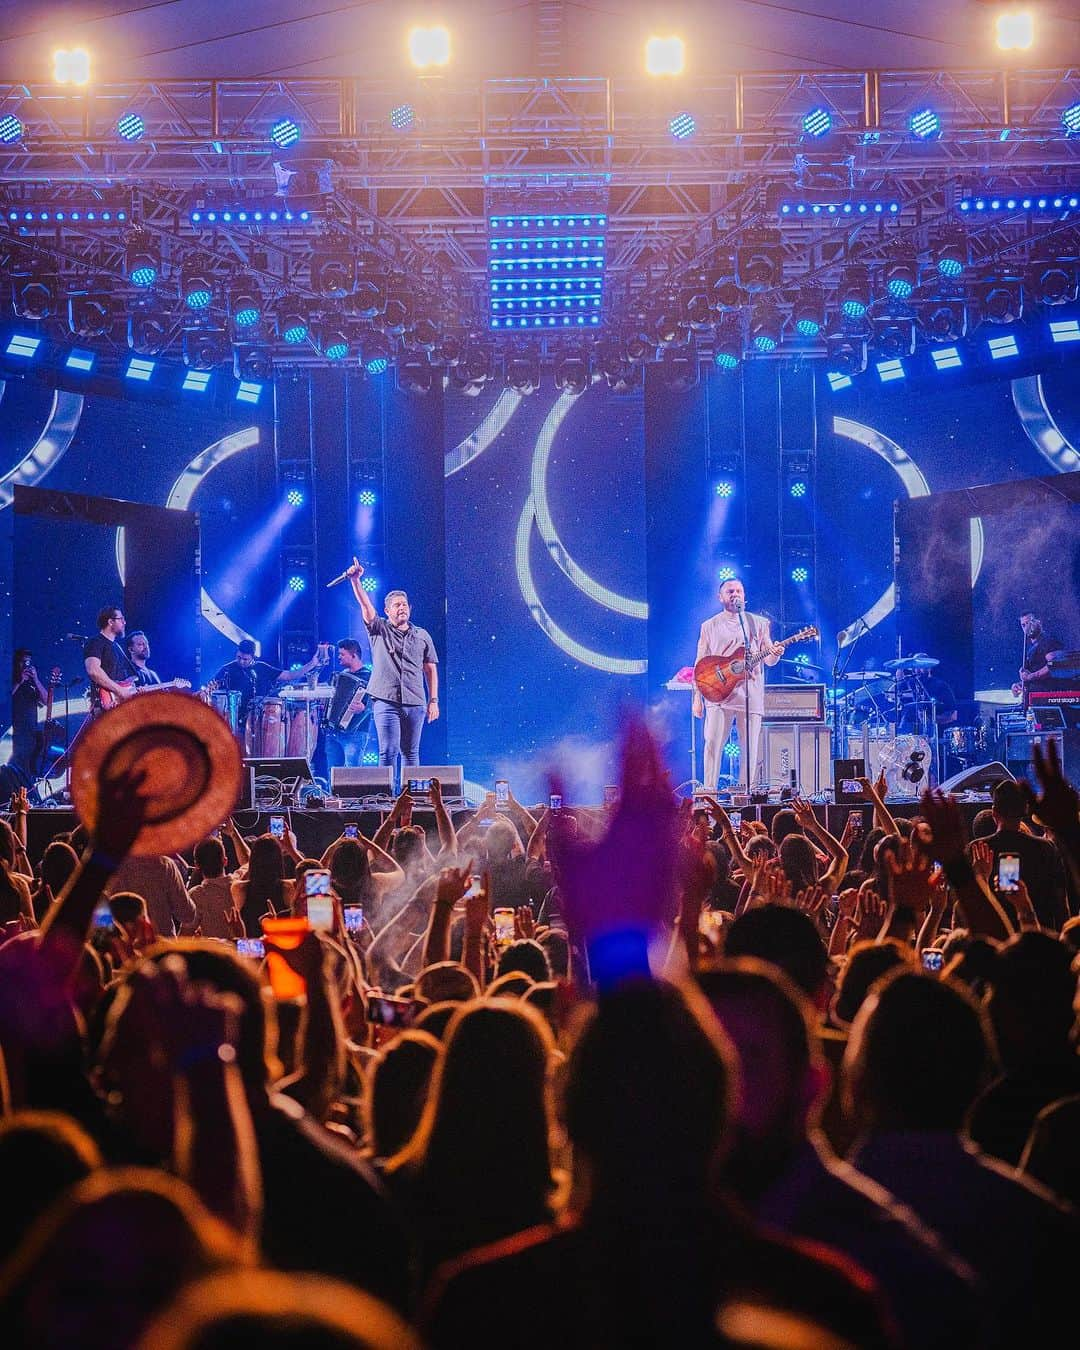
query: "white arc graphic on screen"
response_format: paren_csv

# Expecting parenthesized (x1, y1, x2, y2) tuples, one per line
(0, 390, 84, 510)
(1011, 375, 1080, 472)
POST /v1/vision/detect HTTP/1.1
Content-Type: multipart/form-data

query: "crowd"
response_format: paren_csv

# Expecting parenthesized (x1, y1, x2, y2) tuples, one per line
(0, 717, 1078, 1348)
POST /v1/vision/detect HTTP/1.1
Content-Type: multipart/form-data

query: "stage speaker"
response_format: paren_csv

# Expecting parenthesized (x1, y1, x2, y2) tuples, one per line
(330, 765, 393, 795)
(937, 761, 1015, 794)
(762, 723, 831, 794)
(403, 764, 465, 798)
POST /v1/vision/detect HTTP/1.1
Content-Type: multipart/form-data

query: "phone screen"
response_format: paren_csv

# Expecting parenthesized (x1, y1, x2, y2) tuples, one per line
(921, 949, 944, 972)
(237, 937, 265, 959)
(305, 869, 331, 897)
(495, 779, 509, 807)
(729, 810, 742, 830)
(997, 853, 1021, 893)
(549, 793, 562, 811)
(603, 784, 618, 807)
(343, 823, 358, 839)
(841, 779, 862, 795)
(463, 874, 483, 900)
(269, 815, 285, 838)
(493, 908, 515, 946)
(92, 903, 114, 929)
(307, 895, 334, 931)
(848, 810, 864, 828)
(367, 995, 415, 1027)
(408, 778, 432, 793)
(343, 905, 364, 932)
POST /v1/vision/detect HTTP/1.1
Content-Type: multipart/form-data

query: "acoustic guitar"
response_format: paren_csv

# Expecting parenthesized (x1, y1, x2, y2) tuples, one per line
(32, 667, 63, 774)
(694, 626, 819, 704)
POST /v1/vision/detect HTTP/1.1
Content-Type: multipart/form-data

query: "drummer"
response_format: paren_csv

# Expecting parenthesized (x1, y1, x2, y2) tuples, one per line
(894, 656, 957, 734)
(211, 638, 327, 730)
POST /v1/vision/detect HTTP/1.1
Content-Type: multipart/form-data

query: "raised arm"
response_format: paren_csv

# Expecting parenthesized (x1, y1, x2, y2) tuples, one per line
(346, 557, 377, 625)
(921, 789, 1014, 942)
(429, 776, 458, 856)
(858, 772, 897, 836)
(792, 798, 848, 890)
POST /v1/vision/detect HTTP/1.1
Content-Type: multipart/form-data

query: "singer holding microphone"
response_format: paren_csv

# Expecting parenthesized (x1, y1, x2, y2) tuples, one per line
(333, 556, 438, 780)
(692, 577, 782, 793)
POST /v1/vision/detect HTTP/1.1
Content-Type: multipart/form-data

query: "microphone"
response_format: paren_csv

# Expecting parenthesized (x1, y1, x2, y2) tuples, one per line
(326, 564, 368, 589)
(64, 632, 87, 641)
(732, 599, 744, 611)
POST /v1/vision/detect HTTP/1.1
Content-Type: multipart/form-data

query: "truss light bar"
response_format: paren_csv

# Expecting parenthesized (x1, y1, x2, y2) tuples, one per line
(117, 112, 145, 141)
(931, 346, 963, 371)
(802, 107, 831, 139)
(65, 349, 95, 372)
(909, 108, 941, 140)
(5, 334, 41, 359)
(826, 371, 853, 391)
(987, 334, 1020, 359)
(182, 369, 212, 392)
(1064, 104, 1080, 136)
(189, 205, 312, 225)
(779, 199, 899, 219)
(269, 117, 301, 149)
(0, 114, 23, 143)
(488, 212, 607, 331)
(958, 192, 1079, 214)
(876, 358, 905, 383)
(236, 380, 264, 404)
(669, 111, 696, 140)
(5, 206, 127, 225)
(1050, 319, 1080, 344)
(125, 356, 155, 382)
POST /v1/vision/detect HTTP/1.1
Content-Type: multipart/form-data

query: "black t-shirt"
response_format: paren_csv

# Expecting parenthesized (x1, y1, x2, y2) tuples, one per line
(83, 633, 136, 683)
(131, 665, 162, 688)
(1023, 632, 1061, 690)
(212, 658, 283, 720)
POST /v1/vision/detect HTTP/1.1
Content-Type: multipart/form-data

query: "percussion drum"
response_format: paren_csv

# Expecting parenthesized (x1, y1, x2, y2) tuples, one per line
(943, 724, 987, 760)
(210, 690, 243, 738)
(285, 695, 321, 760)
(247, 696, 288, 758)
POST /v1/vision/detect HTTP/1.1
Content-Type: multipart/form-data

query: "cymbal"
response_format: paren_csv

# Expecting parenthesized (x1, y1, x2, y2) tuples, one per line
(883, 654, 940, 671)
(838, 669, 890, 681)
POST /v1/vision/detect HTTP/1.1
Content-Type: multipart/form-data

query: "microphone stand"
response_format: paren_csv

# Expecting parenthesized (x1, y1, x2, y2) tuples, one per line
(832, 620, 867, 764)
(736, 605, 753, 798)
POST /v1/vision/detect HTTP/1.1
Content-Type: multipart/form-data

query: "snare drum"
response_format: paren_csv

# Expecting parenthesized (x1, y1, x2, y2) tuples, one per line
(247, 696, 288, 758)
(210, 690, 243, 738)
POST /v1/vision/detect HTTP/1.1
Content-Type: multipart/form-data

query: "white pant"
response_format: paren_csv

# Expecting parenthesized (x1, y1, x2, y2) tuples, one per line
(703, 701, 762, 792)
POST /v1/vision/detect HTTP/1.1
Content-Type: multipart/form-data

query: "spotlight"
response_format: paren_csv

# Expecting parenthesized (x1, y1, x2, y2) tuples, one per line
(871, 314, 916, 359)
(710, 271, 746, 312)
(182, 328, 229, 370)
(838, 269, 871, 319)
(554, 348, 590, 395)
(645, 35, 685, 76)
(714, 348, 740, 371)
(380, 294, 410, 336)
(270, 117, 301, 149)
(233, 345, 273, 382)
(802, 107, 832, 139)
(277, 304, 309, 345)
(885, 262, 917, 300)
(408, 25, 451, 69)
(791, 294, 825, 338)
(348, 275, 387, 320)
(409, 317, 439, 352)
(681, 276, 714, 331)
(117, 112, 145, 142)
(624, 329, 654, 363)
(715, 481, 735, 498)
(182, 268, 214, 310)
(790, 565, 809, 584)
(908, 108, 941, 141)
(397, 354, 435, 395)
(390, 104, 415, 131)
(505, 349, 541, 395)
(651, 306, 681, 347)
(0, 114, 23, 143)
(361, 332, 393, 375)
(229, 286, 262, 329)
(977, 275, 1024, 325)
(936, 239, 966, 279)
(126, 239, 159, 288)
(53, 48, 90, 85)
(597, 341, 640, 393)
(670, 111, 696, 141)
(917, 298, 968, 343)
(824, 333, 867, 376)
(1064, 103, 1080, 136)
(995, 9, 1034, 51)
(12, 273, 55, 320)
(311, 253, 355, 299)
(736, 234, 782, 292)
(286, 487, 305, 508)
(127, 310, 170, 355)
(287, 574, 307, 593)
(435, 332, 463, 367)
(750, 308, 783, 353)
(318, 326, 351, 360)
(460, 341, 494, 386)
(1029, 259, 1078, 305)
(68, 293, 113, 339)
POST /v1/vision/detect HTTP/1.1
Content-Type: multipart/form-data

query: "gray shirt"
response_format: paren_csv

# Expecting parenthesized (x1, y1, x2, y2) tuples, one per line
(364, 615, 437, 706)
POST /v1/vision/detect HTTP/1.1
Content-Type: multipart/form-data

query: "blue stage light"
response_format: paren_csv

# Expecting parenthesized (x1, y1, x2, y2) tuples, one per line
(931, 346, 963, 370)
(66, 349, 95, 372)
(233, 307, 260, 328)
(988, 334, 1019, 359)
(287, 574, 307, 593)
(365, 355, 388, 374)
(753, 333, 778, 352)
(794, 317, 820, 337)
(391, 103, 415, 131)
(909, 108, 941, 140)
(876, 358, 905, 383)
(184, 272, 213, 309)
(790, 565, 809, 583)
(5, 334, 41, 359)
(182, 370, 212, 392)
(841, 298, 867, 319)
(236, 380, 263, 404)
(358, 488, 377, 506)
(793, 653, 810, 666)
(361, 576, 378, 592)
(125, 356, 155, 382)
(286, 488, 305, 507)
(324, 339, 349, 360)
(724, 739, 740, 759)
(270, 117, 301, 148)
(714, 350, 740, 370)
(117, 112, 145, 141)
(283, 322, 308, 344)
(827, 371, 853, 391)
(715, 481, 735, 498)
(130, 265, 157, 288)
(362, 751, 379, 765)
(717, 566, 737, 582)
(789, 480, 808, 499)
(1062, 103, 1080, 135)
(802, 107, 831, 138)
(1050, 319, 1080, 344)
(669, 111, 696, 140)
(0, 114, 22, 143)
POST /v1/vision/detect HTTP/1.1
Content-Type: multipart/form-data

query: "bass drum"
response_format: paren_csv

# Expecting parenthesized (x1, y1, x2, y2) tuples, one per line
(870, 735, 933, 800)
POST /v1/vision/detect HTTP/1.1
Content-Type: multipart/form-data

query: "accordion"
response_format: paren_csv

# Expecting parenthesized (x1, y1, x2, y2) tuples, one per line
(326, 670, 368, 731)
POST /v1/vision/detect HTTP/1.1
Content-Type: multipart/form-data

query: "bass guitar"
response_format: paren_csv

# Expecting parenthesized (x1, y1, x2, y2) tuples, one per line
(94, 677, 193, 711)
(694, 626, 819, 704)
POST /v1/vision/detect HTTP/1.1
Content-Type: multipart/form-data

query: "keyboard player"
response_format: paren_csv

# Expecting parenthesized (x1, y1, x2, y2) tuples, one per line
(324, 639, 372, 769)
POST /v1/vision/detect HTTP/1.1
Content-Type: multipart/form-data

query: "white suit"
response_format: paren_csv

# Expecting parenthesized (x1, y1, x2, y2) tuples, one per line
(696, 609, 778, 791)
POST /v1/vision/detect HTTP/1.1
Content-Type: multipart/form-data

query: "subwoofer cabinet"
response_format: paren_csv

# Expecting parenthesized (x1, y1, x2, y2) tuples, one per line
(761, 722, 832, 794)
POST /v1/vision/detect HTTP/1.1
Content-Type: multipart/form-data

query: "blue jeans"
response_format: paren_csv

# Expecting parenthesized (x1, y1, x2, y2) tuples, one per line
(371, 699, 426, 781)
(324, 723, 371, 770)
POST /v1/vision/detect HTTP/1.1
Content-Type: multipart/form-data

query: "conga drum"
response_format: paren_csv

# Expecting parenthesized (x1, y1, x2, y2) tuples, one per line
(247, 696, 288, 757)
(285, 694, 320, 760)
(210, 690, 243, 739)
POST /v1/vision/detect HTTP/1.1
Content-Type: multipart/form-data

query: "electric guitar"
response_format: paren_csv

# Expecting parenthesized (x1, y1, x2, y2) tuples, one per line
(694, 626, 819, 704)
(94, 676, 192, 711)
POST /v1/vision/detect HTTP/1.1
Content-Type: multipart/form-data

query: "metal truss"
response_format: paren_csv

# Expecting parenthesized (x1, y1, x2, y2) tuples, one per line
(1, 67, 1079, 359)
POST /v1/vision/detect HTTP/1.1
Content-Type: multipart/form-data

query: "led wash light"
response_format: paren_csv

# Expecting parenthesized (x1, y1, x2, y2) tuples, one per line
(931, 346, 963, 371)
(988, 334, 1019, 360)
(117, 112, 145, 142)
(488, 211, 607, 332)
(269, 118, 301, 149)
(958, 193, 1079, 215)
(909, 108, 941, 140)
(669, 112, 696, 141)
(802, 107, 832, 139)
(0, 114, 23, 143)
(1050, 320, 1080, 344)
(5, 334, 41, 359)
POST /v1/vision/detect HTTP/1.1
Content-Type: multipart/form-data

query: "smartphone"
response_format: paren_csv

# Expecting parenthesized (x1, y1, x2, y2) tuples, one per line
(261, 916, 309, 1000)
(237, 937, 266, 959)
(997, 853, 1021, 893)
(549, 793, 562, 811)
(921, 949, 944, 972)
(307, 895, 334, 932)
(729, 810, 743, 831)
(269, 814, 285, 839)
(493, 907, 515, 947)
(366, 994, 415, 1027)
(841, 779, 862, 795)
(343, 823, 358, 839)
(848, 810, 864, 829)
(463, 874, 483, 900)
(495, 779, 509, 808)
(343, 905, 364, 933)
(408, 777, 433, 794)
(92, 902, 114, 929)
(305, 869, 331, 897)
(603, 784, 618, 807)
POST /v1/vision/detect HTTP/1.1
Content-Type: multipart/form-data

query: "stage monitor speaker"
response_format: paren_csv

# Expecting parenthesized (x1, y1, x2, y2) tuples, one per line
(764, 683, 825, 722)
(330, 765, 393, 795)
(762, 723, 831, 794)
(403, 764, 465, 798)
(937, 761, 1015, 794)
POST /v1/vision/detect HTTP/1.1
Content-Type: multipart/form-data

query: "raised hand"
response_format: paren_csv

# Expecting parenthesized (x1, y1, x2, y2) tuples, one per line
(854, 884, 888, 941)
(9, 787, 29, 814)
(345, 556, 364, 579)
(436, 863, 473, 909)
(1029, 737, 1080, 838)
(514, 905, 537, 940)
(886, 839, 934, 916)
(919, 788, 968, 863)
(970, 838, 994, 882)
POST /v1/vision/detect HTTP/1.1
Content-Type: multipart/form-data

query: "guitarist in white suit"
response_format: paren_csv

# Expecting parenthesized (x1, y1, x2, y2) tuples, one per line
(692, 577, 783, 792)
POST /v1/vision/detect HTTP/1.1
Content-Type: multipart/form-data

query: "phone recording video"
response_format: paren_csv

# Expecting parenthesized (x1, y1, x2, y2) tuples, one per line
(603, 784, 618, 807)
(237, 937, 265, 959)
(408, 777, 433, 794)
(343, 905, 364, 933)
(729, 810, 743, 831)
(841, 779, 862, 796)
(996, 853, 1021, 893)
(493, 907, 515, 947)
(343, 823, 358, 839)
(307, 895, 334, 932)
(269, 814, 285, 839)
(495, 779, 509, 808)
(366, 994, 416, 1027)
(92, 903, 114, 929)
(304, 868, 331, 897)
(921, 949, 944, 972)
(548, 793, 562, 812)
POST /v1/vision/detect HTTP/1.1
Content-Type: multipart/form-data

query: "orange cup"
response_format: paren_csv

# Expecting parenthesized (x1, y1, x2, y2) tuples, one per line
(261, 915, 309, 1000)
